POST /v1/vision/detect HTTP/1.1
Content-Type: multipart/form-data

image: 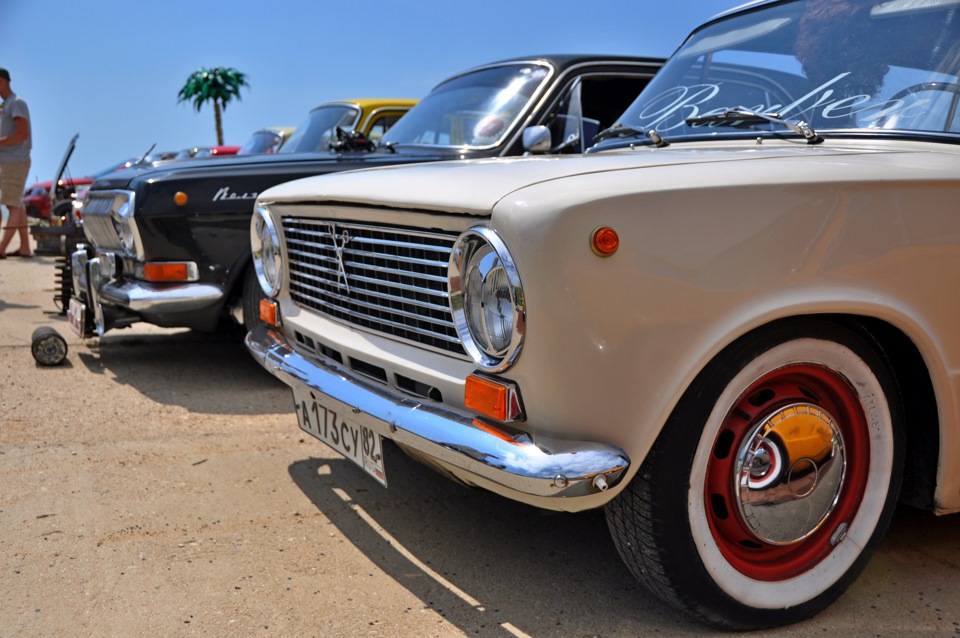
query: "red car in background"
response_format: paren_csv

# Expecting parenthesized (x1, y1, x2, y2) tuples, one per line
(175, 145, 240, 159)
(23, 176, 93, 220)
(22, 149, 141, 221)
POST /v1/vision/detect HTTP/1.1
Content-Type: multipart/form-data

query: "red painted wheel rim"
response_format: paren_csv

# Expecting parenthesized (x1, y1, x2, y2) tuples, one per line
(704, 363, 870, 581)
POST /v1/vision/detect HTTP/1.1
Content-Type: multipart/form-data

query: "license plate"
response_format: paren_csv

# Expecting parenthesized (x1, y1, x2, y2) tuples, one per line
(293, 388, 387, 486)
(68, 297, 85, 337)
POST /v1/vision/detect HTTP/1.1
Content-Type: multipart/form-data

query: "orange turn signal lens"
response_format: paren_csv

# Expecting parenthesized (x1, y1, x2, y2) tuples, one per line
(465, 375, 508, 421)
(259, 298, 279, 327)
(141, 262, 190, 282)
(174, 192, 188, 206)
(591, 226, 620, 257)
(465, 374, 524, 422)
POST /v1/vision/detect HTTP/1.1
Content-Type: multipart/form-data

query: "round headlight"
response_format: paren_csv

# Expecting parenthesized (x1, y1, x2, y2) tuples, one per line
(449, 227, 525, 372)
(251, 206, 283, 296)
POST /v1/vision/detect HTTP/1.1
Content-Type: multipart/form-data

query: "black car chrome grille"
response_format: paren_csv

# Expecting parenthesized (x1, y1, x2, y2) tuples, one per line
(282, 218, 465, 356)
(80, 191, 128, 250)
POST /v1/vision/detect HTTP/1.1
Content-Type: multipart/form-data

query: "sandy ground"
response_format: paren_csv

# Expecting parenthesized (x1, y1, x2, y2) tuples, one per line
(1, 243, 959, 637)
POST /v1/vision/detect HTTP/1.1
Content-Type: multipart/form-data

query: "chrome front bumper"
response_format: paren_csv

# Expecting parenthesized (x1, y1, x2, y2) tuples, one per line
(95, 279, 223, 314)
(71, 247, 223, 336)
(245, 325, 630, 508)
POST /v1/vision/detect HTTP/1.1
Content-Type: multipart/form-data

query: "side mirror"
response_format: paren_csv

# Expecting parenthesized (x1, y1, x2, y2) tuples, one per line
(522, 126, 552, 153)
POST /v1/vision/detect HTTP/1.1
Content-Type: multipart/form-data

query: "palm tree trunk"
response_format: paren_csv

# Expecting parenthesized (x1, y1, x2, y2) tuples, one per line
(214, 101, 224, 146)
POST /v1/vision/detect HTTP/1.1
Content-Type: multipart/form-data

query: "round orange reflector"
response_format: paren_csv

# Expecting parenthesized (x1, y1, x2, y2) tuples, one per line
(174, 192, 188, 206)
(591, 226, 619, 256)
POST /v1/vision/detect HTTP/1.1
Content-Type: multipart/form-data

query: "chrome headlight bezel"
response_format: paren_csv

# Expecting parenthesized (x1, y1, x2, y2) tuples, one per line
(449, 227, 525, 373)
(251, 205, 283, 297)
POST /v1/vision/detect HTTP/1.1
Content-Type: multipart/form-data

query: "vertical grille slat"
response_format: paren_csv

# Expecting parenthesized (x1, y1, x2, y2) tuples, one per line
(283, 218, 465, 356)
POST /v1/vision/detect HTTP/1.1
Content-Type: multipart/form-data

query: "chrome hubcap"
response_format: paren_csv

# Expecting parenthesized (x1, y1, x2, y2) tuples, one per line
(735, 403, 845, 545)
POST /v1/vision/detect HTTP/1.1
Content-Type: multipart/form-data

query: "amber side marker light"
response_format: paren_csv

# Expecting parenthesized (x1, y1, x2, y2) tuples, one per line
(465, 374, 523, 422)
(174, 192, 188, 206)
(259, 298, 279, 327)
(591, 226, 619, 257)
(142, 263, 190, 282)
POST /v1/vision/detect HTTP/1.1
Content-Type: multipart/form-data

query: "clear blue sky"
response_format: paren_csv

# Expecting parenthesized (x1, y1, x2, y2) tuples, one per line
(2, 0, 744, 183)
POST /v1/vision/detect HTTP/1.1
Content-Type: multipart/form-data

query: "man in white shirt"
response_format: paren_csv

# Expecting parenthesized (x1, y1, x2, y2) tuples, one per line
(0, 67, 33, 258)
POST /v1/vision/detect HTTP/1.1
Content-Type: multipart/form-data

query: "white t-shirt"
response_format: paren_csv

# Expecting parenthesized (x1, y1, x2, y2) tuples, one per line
(0, 92, 32, 163)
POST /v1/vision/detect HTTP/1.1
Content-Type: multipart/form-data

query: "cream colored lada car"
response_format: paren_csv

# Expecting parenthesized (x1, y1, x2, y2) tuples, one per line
(246, 0, 960, 629)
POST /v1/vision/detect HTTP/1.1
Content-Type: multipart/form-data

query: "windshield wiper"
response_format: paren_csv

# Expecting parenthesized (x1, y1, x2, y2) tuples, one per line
(380, 140, 398, 154)
(685, 107, 823, 144)
(594, 124, 669, 147)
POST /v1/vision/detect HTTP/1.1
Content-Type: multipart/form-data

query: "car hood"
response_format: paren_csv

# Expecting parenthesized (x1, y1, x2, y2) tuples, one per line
(90, 146, 471, 191)
(258, 141, 957, 216)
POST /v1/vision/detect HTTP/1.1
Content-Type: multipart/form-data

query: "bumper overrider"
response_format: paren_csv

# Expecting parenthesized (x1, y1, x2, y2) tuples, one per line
(70, 246, 224, 337)
(245, 324, 631, 508)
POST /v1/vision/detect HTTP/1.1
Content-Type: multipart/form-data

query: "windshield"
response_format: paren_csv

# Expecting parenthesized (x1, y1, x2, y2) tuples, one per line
(615, 0, 960, 142)
(238, 130, 283, 155)
(381, 63, 551, 148)
(279, 105, 360, 153)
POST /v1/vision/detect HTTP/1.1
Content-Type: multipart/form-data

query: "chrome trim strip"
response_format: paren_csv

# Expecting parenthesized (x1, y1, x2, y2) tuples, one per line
(71, 247, 89, 297)
(245, 325, 629, 501)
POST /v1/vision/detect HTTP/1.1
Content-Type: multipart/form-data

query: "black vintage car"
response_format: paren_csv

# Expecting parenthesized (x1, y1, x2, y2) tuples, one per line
(66, 55, 664, 339)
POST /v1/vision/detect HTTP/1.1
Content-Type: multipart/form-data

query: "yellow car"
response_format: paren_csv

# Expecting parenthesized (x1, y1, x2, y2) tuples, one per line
(278, 98, 418, 154)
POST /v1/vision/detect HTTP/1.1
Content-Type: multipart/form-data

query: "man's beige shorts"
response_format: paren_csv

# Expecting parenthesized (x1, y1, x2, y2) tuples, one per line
(0, 158, 31, 208)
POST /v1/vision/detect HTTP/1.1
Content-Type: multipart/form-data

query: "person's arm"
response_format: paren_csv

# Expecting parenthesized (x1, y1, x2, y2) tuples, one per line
(0, 116, 29, 146)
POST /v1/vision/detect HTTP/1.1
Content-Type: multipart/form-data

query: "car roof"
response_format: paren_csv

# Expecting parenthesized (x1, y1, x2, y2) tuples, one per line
(430, 53, 666, 90)
(311, 98, 420, 112)
(252, 126, 296, 136)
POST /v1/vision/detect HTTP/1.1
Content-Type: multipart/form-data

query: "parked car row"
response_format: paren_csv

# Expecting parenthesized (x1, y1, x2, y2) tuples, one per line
(62, 0, 960, 630)
(26, 124, 303, 226)
(66, 64, 655, 337)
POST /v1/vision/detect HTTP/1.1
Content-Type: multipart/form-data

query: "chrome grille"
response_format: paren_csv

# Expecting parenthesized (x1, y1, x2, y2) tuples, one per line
(282, 218, 465, 356)
(80, 190, 130, 250)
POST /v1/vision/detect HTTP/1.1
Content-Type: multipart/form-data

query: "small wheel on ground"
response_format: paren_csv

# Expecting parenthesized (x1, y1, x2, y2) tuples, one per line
(31, 326, 69, 366)
(605, 318, 904, 630)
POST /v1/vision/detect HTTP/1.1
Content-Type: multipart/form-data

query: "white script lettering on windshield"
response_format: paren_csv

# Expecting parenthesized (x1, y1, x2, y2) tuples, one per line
(634, 73, 935, 132)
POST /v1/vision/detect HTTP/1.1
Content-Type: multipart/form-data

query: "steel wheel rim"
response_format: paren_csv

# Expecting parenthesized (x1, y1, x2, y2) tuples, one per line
(704, 363, 870, 581)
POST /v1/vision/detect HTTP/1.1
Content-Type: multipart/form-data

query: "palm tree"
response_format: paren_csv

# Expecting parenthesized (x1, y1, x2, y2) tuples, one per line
(177, 67, 249, 145)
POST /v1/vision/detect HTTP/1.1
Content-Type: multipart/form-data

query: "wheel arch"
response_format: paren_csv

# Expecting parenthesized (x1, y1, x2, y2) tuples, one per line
(854, 316, 939, 510)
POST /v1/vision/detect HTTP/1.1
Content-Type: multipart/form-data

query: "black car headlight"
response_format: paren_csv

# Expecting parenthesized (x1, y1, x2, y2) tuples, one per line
(251, 205, 283, 296)
(449, 227, 525, 372)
